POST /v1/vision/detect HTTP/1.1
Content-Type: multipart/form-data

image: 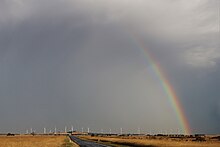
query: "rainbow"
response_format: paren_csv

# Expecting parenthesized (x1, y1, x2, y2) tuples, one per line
(130, 33, 191, 135)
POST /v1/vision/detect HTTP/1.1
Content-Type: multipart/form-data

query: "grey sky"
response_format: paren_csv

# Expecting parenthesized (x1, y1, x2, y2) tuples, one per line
(0, 0, 219, 134)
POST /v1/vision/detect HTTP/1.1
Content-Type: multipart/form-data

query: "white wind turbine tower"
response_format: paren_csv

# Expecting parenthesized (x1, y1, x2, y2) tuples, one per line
(120, 128, 123, 134)
(138, 127, 141, 134)
(165, 130, 167, 135)
(177, 128, 180, 135)
(71, 126, 73, 132)
(87, 127, 90, 133)
(44, 128, 46, 134)
(65, 126, 67, 133)
(170, 129, 173, 135)
(55, 126, 57, 134)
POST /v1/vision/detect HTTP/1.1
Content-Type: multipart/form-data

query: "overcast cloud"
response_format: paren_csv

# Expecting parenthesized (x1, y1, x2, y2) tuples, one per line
(0, 0, 219, 134)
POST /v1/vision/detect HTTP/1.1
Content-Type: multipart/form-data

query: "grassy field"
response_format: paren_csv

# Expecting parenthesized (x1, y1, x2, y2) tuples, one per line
(79, 135, 220, 147)
(0, 135, 78, 147)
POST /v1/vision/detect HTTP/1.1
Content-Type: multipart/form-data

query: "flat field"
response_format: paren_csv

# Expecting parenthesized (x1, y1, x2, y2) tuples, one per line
(80, 135, 220, 147)
(0, 135, 78, 147)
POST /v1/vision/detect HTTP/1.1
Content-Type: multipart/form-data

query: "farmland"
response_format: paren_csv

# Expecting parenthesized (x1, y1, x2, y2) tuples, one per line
(0, 135, 78, 147)
(79, 135, 220, 147)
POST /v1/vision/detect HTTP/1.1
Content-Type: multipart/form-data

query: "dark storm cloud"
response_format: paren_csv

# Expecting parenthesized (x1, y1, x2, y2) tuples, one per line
(0, 0, 219, 134)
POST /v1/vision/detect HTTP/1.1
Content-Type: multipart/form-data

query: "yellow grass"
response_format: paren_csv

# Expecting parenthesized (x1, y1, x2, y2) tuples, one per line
(80, 136, 220, 147)
(0, 135, 78, 147)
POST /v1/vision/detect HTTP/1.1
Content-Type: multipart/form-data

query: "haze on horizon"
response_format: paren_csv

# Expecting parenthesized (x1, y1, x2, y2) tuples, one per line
(0, 0, 220, 134)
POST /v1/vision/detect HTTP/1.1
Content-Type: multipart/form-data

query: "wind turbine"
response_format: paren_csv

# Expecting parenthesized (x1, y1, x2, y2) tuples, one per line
(44, 128, 46, 134)
(71, 126, 73, 132)
(65, 126, 67, 133)
(170, 129, 173, 135)
(177, 128, 180, 135)
(55, 126, 57, 134)
(138, 127, 141, 134)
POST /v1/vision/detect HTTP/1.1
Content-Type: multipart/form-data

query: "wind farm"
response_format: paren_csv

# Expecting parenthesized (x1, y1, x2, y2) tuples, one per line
(1, 126, 220, 147)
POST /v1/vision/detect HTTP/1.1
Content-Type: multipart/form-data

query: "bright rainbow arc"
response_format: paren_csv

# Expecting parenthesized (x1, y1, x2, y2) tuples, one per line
(130, 33, 191, 135)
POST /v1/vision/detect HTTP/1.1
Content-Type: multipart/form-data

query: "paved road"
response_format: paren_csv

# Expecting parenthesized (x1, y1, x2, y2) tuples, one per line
(69, 136, 111, 147)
